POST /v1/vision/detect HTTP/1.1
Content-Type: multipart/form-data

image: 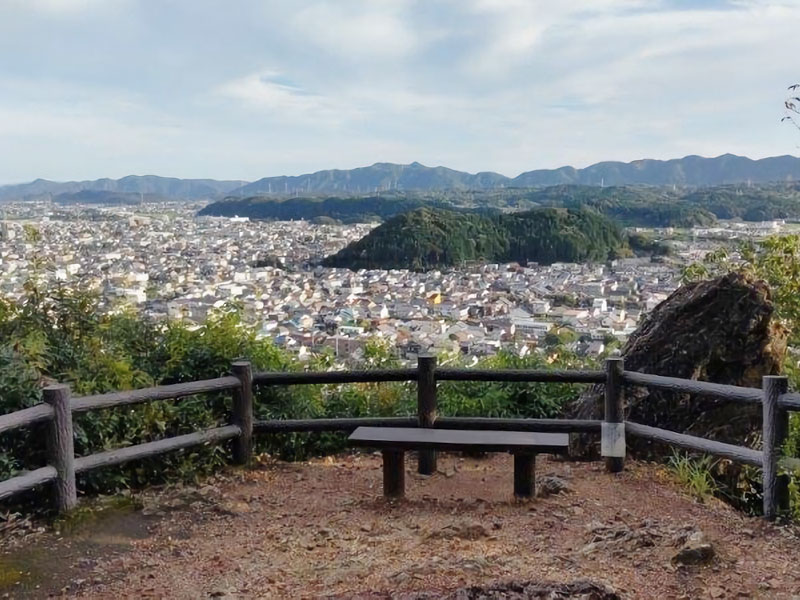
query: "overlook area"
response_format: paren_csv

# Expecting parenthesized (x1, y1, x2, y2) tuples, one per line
(2, 1, 800, 596)
(4, 455, 800, 598)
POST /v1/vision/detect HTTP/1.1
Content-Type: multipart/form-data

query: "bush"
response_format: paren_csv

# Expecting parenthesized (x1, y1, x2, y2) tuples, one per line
(0, 286, 588, 506)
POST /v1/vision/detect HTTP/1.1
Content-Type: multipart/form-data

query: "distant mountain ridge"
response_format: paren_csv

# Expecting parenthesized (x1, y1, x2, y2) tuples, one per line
(239, 155, 800, 194)
(3, 154, 800, 201)
(0, 175, 243, 202)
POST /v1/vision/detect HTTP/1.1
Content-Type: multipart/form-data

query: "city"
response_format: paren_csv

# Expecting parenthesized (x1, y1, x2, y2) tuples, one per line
(0, 201, 782, 366)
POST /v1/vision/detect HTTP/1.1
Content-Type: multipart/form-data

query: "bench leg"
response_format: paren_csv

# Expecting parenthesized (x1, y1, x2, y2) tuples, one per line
(514, 453, 535, 498)
(382, 450, 405, 498)
(418, 449, 437, 475)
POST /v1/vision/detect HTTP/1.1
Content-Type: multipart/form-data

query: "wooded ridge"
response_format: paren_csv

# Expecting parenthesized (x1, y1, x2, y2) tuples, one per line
(321, 207, 626, 271)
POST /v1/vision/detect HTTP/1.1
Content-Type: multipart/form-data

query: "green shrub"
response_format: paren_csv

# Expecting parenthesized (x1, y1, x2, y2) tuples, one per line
(668, 451, 718, 502)
(0, 286, 587, 507)
(438, 349, 590, 418)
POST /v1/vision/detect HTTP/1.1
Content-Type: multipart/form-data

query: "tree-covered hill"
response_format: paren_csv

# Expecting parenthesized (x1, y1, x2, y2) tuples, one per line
(322, 207, 625, 271)
(521, 185, 718, 227)
(197, 195, 451, 223)
(199, 182, 800, 228)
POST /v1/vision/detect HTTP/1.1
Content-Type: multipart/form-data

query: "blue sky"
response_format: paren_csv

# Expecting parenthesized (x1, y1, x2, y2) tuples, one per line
(0, 0, 798, 183)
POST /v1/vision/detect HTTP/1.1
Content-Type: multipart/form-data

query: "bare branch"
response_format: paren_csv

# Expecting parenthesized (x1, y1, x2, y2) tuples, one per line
(784, 84, 800, 131)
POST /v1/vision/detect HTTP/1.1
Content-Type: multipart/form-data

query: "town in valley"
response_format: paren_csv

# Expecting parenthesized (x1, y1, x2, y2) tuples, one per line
(0, 201, 785, 365)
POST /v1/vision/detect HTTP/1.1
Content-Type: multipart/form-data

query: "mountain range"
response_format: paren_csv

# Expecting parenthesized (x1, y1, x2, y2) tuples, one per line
(241, 154, 800, 195)
(0, 175, 243, 202)
(2, 154, 800, 201)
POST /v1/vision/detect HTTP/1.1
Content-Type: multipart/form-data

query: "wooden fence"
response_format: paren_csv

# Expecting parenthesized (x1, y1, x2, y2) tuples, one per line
(0, 356, 797, 519)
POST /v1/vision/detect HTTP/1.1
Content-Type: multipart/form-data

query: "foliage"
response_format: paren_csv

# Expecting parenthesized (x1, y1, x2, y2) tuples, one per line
(668, 452, 718, 502)
(0, 285, 588, 507)
(438, 349, 589, 418)
(198, 195, 452, 223)
(323, 207, 625, 271)
(683, 234, 800, 341)
(627, 233, 672, 257)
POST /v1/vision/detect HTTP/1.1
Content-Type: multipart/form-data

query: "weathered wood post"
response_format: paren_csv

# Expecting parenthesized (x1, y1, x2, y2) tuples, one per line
(513, 453, 535, 498)
(43, 384, 77, 513)
(762, 375, 789, 520)
(382, 450, 405, 497)
(417, 354, 437, 475)
(231, 360, 254, 466)
(603, 357, 625, 473)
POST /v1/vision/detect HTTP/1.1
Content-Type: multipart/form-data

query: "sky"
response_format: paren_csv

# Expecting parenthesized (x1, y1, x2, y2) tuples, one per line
(0, 0, 799, 184)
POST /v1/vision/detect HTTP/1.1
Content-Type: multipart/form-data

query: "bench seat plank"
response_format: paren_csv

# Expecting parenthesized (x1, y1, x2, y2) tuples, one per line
(349, 426, 569, 454)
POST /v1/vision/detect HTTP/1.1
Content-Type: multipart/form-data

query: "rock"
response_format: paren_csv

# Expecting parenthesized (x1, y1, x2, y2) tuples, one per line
(672, 531, 716, 566)
(580, 542, 599, 555)
(214, 500, 250, 516)
(427, 521, 489, 540)
(536, 476, 572, 497)
(571, 272, 786, 457)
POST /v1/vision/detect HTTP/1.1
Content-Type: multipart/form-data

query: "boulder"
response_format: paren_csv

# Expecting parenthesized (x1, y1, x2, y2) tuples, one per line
(672, 531, 716, 566)
(572, 272, 786, 454)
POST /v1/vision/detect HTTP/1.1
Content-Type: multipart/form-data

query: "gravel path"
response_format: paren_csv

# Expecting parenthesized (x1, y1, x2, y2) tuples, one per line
(5, 453, 800, 598)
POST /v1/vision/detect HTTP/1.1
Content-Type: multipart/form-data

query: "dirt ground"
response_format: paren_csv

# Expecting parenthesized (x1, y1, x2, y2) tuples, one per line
(2, 452, 800, 599)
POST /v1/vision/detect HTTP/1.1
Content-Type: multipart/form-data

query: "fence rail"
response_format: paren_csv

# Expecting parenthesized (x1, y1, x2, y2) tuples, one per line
(0, 356, 797, 519)
(625, 422, 764, 466)
(0, 403, 54, 435)
(71, 376, 242, 413)
(73, 425, 242, 473)
(621, 371, 764, 404)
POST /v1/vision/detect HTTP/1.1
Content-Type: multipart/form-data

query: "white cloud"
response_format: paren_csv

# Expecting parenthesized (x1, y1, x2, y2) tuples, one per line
(215, 71, 363, 126)
(1, 0, 799, 182)
(4, 0, 128, 16)
(289, 1, 420, 61)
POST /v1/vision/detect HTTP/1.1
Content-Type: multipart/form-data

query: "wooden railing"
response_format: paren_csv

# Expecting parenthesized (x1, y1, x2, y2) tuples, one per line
(0, 356, 797, 519)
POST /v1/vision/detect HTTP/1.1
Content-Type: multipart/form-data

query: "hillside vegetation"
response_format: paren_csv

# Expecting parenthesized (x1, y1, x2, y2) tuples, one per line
(200, 182, 800, 228)
(0, 284, 580, 509)
(197, 195, 450, 223)
(322, 207, 625, 271)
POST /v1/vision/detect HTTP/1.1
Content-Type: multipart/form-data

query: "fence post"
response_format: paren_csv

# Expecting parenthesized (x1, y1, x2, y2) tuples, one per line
(43, 384, 77, 513)
(603, 358, 625, 473)
(417, 354, 437, 475)
(762, 375, 789, 520)
(231, 360, 254, 466)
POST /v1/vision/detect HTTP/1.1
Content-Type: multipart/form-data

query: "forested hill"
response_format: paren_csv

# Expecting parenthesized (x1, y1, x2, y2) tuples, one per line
(197, 195, 446, 223)
(200, 182, 800, 228)
(322, 207, 625, 271)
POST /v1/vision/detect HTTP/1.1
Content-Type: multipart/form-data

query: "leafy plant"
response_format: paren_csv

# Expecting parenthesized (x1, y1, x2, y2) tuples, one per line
(0, 282, 589, 507)
(668, 451, 718, 502)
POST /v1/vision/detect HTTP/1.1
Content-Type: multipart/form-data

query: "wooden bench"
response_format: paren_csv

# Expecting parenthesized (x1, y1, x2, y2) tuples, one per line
(348, 426, 569, 498)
